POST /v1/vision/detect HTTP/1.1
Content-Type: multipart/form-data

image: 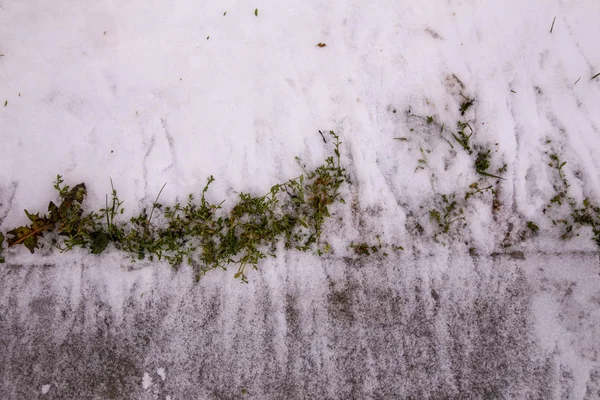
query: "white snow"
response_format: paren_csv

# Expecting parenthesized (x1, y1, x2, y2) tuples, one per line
(157, 367, 166, 382)
(1, 0, 600, 398)
(142, 372, 152, 390)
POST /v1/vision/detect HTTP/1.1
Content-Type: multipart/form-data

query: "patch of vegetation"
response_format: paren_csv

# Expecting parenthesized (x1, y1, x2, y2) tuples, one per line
(415, 147, 429, 173)
(398, 96, 507, 248)
(526, 221, 539, 233)
(543, 149, 600, 246)
(465, 182, 495, 200)
(451, 121, 473, 154)
(459, 98, 474, 115)
(475, 149, 491, 172)
(428, 193, 466, 238)
(474, 149, 505, 180)
(2, 131, 348, 282)
(349, 236, 403, 257)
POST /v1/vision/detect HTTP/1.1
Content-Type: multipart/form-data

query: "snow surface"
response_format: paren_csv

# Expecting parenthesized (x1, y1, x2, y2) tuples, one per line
(41, 384, 50, 395)
(1, 0, 600, 399)
(142, 372, 152, 390)
(157, 367, 166, 382)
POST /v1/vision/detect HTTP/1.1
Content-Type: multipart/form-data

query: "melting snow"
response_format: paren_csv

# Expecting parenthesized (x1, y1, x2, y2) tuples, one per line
(142, 372, 152, 390)
(157, 367, 166, 382)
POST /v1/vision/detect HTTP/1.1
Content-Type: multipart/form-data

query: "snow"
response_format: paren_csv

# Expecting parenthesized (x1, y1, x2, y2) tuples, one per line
(1, 0, 600, 398)
(157, 367, 166, 382)
(142, 372, 152, 390)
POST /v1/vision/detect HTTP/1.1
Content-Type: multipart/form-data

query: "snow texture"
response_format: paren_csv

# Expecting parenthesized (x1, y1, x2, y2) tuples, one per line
(142, 372, 152, 390)
(1, 0, 600, 399)
(157, 368, 166, 382)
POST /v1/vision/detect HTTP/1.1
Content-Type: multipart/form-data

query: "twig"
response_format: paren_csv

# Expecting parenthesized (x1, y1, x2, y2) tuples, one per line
(319, 130, 327, 143)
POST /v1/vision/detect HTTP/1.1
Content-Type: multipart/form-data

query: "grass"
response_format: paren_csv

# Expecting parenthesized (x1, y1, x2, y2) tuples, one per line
(543, 147, 600, 245)
(3, 89, 600, 271)
(395, 95, 509, 247)
(349, 236, 403, 258)
(452, 121, 473, 154)
(0, 131, 348, 283)
(395, 95, 600, 251)
(459, 98, 474, 116)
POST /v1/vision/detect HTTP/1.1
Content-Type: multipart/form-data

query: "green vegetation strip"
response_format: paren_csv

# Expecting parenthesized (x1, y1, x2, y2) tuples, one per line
(0, 131, 348, 283)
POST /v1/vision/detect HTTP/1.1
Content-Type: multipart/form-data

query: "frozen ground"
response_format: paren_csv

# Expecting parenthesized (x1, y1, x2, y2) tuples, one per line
(1, 0, 600, 399)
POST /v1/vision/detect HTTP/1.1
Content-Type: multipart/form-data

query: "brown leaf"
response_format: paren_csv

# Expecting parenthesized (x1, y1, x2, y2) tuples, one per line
(316, 43, 326, 48)
(7, 210, 54, 252)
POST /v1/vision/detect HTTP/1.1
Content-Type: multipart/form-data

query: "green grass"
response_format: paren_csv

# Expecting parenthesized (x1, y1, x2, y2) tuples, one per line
(543, 148, 600, 245)
(393, 95, 508, 247)
(0, 131, 348, 282)
(3, 89, 600, 271)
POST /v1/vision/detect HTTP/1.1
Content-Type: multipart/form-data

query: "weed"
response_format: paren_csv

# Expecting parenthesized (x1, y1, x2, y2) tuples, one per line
(349, 236, 403, 257)
(549, 154, 567, 181)
(465, 182, 495, 200)
(475, 150, 491, 172)
(542, 148, 600, 246)
(3, 132, 348, 282)
(396, 97, 506, 248)
(415, 147, 429, 173)
(526, 221, 539, 233)
(459, 98, 474, 115)
(429, 193, 465, 236)
(452, 121, 473, 154)
(350, 242, 378, 256)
